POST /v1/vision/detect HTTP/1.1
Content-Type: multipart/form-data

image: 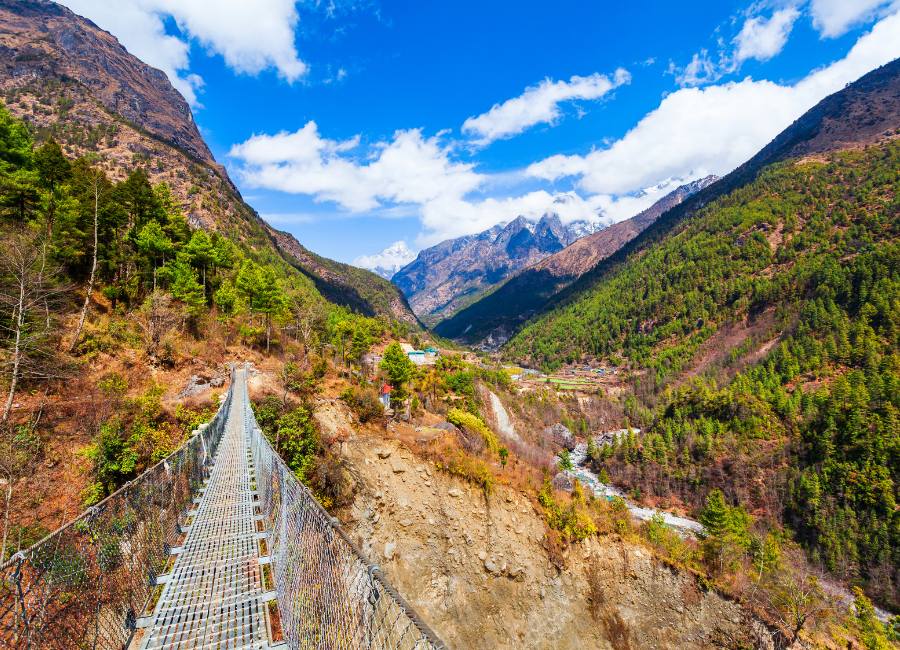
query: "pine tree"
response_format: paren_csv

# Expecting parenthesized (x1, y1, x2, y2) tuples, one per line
(135, 221, 173, 290)
(154, 183, 190, 244)
(380, 342, 414, 404)
(0, 105, 33, 173)
(255, 266, 287, 353)
(853, 587, 891, 650)
(700, 489, 732, 538)
(33, 138, 71, 238)
(184, 230, 215, 293)
(214, 280, 239, 316)
(167, 257, 205, 321)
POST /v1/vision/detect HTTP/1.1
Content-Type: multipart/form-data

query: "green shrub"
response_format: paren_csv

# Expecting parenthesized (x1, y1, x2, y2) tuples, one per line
(434, 447, 494, 495)
(538, 480, 597, 542)
(340, 386, 383, 423)
(83, 419, 138, 503)
(446, 408, 499, 453)
(444, 371, 475, 396)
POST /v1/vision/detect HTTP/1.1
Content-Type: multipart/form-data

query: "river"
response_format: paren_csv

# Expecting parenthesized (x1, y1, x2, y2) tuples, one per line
(565, 441, 704, 536)
(564, 441, 893, 621)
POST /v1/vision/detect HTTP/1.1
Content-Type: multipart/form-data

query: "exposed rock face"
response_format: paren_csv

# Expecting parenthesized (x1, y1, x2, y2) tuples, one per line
(546, 423, 576, 451)
(0, 0, 214, 167)
(0, 0, 418, 324)
(393, 213, 602, 325)
(337, 437, 774, 650)
(434, 176, 718, 343)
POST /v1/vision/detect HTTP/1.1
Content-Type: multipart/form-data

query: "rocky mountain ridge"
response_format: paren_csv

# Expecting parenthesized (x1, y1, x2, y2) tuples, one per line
(434, 176, 718, 344)
(393, 212, 603, 325)
(0, 0, 417, 324)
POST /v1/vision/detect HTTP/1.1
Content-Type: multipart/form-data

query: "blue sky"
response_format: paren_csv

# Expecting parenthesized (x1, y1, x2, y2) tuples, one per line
(62, 0, 900, 272)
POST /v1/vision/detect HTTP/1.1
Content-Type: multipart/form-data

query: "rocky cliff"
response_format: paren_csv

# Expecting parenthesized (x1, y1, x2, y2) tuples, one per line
(335, 436, 774, 649)
(393, 212, 602, 325)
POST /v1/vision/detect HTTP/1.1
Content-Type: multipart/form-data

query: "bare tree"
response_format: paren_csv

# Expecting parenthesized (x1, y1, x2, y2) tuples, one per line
(752, 551, 830, 647)
(289, 294, 325, 356)
(130, 290, 180, 359)
(0, 231, 66, 423)
(0, 408, 42, 564)
(69, 172, 101, 353)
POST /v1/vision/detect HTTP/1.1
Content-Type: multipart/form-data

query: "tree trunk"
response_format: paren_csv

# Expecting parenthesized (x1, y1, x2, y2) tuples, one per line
(70, 180, 99, 353)
(45, 189, 55, 241)
(0, 479, 11, 565)
(266, 313, 271, 353)
(2, 278, 25, 423)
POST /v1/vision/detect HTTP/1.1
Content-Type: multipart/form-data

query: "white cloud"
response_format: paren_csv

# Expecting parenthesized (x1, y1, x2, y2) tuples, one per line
(231, 11, 900, 248)
(461, 69, 631, 146)
(228, 123, 612, 245)
(229, 122, 483, 213)
(156, 0, 306, 80)
(353, 241, 416, 277)
(810, 0, 898, 37)
(58, 0, 306, 106)
(671, 49, 724, 86)
(529, 11, 900, 196)
(734, 7, 800, 63)
(672, 7, 800, 87)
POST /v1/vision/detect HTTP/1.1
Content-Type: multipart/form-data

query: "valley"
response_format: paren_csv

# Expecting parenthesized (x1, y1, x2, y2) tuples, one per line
(0, 1, 898, 649)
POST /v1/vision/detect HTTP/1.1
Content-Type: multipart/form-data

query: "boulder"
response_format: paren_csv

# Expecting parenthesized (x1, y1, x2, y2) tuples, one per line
(551, 472, 574, 492)
(545, 423, 575, 450)
(483, 558, 501, 575)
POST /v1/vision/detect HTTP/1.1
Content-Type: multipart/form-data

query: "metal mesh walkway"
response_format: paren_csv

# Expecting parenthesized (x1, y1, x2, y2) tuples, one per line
(141, 369, 271, 649)
(0, 364, 445, 649)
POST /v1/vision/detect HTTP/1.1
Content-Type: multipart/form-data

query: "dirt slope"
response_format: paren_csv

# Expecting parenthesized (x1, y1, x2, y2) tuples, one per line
(334, 436, 774, 649)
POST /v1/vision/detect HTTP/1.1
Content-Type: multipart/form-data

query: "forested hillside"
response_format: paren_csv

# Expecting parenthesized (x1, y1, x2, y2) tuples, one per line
(509, 136, 900, 605)
(434, 176, 717, 345)
(0, 99, 413, 525)
(0, 0, 417, 325)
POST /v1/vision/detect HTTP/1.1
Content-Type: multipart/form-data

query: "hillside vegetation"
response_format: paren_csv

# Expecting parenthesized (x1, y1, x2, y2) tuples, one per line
(0, 102, 411, 513)
(0, 0, 417, 325)
(510, 141, 900, 607)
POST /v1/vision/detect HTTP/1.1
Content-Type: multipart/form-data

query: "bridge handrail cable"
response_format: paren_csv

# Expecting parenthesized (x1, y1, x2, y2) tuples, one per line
(0, 365, 447, 649)
(247, 398, 446, 649)
(0, 368, 236, 648)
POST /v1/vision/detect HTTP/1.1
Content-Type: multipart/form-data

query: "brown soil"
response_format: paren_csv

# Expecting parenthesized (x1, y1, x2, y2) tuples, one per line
(333, 436, 774, 649)
(681, 308, 779, 383)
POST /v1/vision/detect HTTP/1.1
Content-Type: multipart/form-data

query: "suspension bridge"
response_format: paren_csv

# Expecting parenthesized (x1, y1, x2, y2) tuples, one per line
(0, 367, 445, 649)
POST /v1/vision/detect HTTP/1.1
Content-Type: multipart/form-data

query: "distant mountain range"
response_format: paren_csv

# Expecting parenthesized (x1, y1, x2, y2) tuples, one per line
(433, 176, 718, 345)
(354, 241, 417, 280)
(392, 213, 604, 325)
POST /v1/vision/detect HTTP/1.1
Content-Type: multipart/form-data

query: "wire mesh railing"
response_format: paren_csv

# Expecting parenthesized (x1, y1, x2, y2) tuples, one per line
(0, 362, 446, 650)
(0, 371, 234, 649)
(246, 395, 447, 650)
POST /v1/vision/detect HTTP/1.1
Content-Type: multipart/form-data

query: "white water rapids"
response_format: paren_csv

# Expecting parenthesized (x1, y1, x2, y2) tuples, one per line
(566, 441, 704, 536)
